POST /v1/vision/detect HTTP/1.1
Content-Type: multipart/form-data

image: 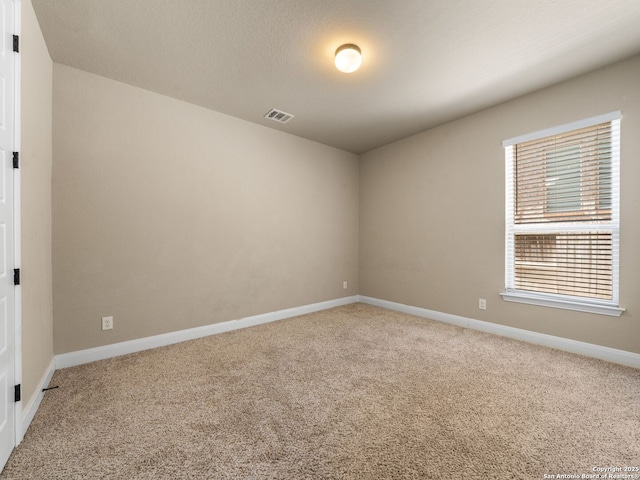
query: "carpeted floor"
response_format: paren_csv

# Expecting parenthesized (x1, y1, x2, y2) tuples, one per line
(2, 303, 639, 479)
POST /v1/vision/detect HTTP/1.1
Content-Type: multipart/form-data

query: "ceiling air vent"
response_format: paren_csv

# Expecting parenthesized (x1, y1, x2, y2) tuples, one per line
(264, 108, 295, 124)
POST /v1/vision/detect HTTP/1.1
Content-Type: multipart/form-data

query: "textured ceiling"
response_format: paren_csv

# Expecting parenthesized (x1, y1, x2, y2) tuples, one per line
(31, 0, 640, 154)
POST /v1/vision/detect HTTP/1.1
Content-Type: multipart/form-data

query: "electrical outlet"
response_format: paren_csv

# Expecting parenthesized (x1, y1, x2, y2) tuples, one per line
(343, 281, 348, 289)
(479, 299, 487, 310)
(101, 316, 113, 331)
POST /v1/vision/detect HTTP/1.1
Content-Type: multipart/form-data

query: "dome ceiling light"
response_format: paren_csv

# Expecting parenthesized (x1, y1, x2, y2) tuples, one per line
(334, 44, 362, 73)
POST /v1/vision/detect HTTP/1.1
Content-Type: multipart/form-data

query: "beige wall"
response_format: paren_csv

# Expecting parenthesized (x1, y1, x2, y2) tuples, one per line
(21, 0, 54, 407)
(52, 64, 359, 354)
(360, 54, 640, 354)
(50, 50, 639, 356)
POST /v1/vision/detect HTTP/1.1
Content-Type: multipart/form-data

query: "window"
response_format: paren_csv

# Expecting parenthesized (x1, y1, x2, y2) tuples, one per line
(501, 112, 624, 316)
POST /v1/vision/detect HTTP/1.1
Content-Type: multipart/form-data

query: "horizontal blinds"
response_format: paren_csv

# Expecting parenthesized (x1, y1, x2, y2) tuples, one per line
(506, 114, 619, 303)
(514, 122, 612, 224)
(514, 233, 613, 300)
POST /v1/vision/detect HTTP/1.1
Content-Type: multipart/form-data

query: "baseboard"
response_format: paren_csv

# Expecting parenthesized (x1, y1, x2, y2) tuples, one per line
(359, 296, 640, 369)
(19, 357, 56, 442)
(56, 295, 360, 369)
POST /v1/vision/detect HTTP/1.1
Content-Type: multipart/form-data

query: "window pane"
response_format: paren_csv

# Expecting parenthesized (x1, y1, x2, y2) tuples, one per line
(514, 232, 612, 300)
(514, 123, 612, 224)
(545, 144, 582, 213)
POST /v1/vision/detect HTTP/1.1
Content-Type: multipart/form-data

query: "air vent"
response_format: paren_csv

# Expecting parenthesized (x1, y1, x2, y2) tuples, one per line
(264, 108, 295, 124)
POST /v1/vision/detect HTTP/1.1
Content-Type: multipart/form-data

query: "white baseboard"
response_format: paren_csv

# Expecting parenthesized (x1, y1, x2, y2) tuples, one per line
(19, 357, 56, 442)
(359, 296, 640, 369)
(56, 296, 360, 369)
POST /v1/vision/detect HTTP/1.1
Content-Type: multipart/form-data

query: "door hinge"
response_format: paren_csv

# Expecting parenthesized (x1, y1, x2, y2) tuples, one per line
(14, 268, 20, 286)
(14, 384, 21, 402)
(13, 152, 19, 169)
(12, 35, 19, 53)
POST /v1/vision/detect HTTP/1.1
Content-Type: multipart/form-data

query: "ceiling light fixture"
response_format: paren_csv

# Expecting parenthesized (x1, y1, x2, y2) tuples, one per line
(335, 44, 362, 73)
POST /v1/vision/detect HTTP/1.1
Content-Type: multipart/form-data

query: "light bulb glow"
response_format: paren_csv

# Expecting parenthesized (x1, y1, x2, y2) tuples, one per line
(335, 44, 362, 73)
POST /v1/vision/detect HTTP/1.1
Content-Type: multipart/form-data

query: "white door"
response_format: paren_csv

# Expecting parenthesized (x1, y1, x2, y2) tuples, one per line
(0, 0, 15, 470)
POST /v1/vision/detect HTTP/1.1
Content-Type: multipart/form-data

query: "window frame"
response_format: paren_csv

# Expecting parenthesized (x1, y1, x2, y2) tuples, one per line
(501, 111, 624, 317)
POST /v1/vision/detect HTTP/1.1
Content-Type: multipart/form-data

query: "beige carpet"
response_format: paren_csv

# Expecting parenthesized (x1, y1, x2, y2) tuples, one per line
(2, 303, 639, 479)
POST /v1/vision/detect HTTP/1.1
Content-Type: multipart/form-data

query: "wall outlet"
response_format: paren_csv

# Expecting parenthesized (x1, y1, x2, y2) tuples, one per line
(101, 316, 114, 331)
(479, 299, 487, 310)
(343, 281, 348, 289)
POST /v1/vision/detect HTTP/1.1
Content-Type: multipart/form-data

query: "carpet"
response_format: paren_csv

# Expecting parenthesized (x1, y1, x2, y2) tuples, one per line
(2, 303, 639, 479)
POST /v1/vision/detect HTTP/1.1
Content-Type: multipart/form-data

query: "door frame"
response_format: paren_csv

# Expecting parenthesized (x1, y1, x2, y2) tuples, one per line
(12, 0, 22, 446)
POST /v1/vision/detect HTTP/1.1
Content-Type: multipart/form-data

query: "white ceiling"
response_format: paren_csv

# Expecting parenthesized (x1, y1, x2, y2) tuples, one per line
(31, 0, 640, 154)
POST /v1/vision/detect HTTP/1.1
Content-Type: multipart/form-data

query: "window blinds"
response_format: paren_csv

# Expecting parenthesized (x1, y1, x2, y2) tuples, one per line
(514, 123, 612, 225)
(514, 232, 612, 300)
(504, 113, 620, 304)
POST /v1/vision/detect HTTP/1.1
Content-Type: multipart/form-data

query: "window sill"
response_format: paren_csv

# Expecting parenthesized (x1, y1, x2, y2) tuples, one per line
(500, 290, 625, 317)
